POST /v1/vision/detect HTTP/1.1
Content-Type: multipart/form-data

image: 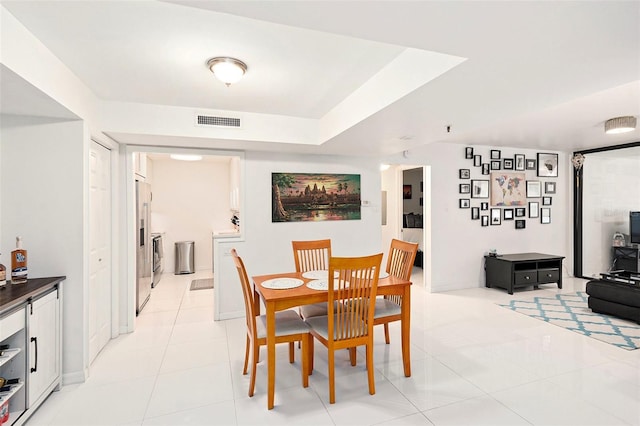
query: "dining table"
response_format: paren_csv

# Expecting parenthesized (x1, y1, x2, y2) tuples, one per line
(252, 270, 412, 410)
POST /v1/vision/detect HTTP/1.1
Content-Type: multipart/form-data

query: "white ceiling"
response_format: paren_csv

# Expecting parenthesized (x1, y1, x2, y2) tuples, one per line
(1, 0, 639, 156)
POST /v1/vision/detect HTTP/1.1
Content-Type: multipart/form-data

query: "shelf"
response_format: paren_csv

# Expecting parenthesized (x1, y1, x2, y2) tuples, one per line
(0, 349, 21, 369)
(0, 381, 24, 402)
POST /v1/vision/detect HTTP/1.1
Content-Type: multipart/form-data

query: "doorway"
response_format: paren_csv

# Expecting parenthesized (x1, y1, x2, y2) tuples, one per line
(123, 147, 243, 332)
(381, 164, 430, 289)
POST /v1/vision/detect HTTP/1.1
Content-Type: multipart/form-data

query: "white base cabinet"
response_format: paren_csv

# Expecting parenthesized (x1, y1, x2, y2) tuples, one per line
(27, 288, 61, 411)
(0, 280, 62, 426)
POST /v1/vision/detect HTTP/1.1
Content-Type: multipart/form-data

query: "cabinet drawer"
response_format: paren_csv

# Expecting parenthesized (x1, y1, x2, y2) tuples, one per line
(538, 268, 559, 283)
(0, 309, 25, 341)
(514, 270, 536, 285)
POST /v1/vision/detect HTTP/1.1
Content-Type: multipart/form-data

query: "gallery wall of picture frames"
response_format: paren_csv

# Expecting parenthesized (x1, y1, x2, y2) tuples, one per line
(459, 147, 558, 229)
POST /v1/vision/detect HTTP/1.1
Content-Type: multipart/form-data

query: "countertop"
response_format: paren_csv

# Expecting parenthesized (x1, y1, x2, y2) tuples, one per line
(0, 276, 65, 314)
(212, 230, 240, 239)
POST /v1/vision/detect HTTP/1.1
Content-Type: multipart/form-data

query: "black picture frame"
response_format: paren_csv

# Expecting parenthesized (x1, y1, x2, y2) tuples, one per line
(503, 158, 514, 170)
(545, 181, 556, 194)
(481, 202, 489, 211)
(541, 207, 551, 224)
(481, 215, 489, 227)
(526, 158, 537, 170)
(515, 219, 526, 229)
(471, 207, 480, 220)
(459, 198, 470, 208)
(490, 150, 501, 160)
(419, 197, 423, 206)
(490, 208, 501, 225)
(465, 147, 474, 159)
(515, 207, 526, 217)
(542, 196, 552, 206)
(403, 184, 412, 199)
(515, 154, 525, 171)
(490, 160, 501, 170)
(473, 155, 482, 167)
(459, 183, 471, 194)
(526, 181, 541, 198)
(459, 169, 470, 179)
(482, 163, 490, 175)
(503, 208, 514, 220)
(529, 201, 539, 218)
(537, 153, 559, 177)
(471, 180, 489, 198)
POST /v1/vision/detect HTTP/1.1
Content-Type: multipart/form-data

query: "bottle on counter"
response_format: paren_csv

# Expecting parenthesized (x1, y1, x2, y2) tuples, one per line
(0, 254, 6, 287)
(11, 237, 27, 284)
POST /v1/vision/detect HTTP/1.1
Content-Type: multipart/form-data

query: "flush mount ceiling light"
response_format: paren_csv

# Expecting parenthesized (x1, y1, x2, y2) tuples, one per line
(207, 57, 247, 86)
(604, 116, 637, 134)
(170, 154, 202, 161)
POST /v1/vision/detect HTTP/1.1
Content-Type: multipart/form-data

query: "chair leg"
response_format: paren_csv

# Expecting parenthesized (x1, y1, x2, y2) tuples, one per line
(301, 335, 309, 388)
(248, 342, 259, 397)
(384, 323, 391, 344)
(328, 349, 336, 404)
(349, 347, 357, 366)
(366, 343, 375, 396)
(242, 334, 250, 375)
(309, 336, 314, 375)
(289, 342, 295, 363)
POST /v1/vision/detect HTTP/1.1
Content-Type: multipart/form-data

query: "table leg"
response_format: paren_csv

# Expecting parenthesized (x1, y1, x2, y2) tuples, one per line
(401, 286, 411, 377)
(266, 302, 276, 410)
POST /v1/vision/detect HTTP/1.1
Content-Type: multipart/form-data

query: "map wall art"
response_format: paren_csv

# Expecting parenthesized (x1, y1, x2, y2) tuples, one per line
(490, 172, 526, 206)
(272, 172, 361, 222)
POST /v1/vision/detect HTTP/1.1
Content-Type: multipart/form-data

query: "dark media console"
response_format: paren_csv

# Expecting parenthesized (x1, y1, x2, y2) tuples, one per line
(484, 252, 564, 295)
(612, 246, 640, 273)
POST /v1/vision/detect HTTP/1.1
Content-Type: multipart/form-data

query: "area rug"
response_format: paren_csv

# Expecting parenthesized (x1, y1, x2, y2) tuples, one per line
(499, 292, 640, 350)
(190, 278, 214, 291)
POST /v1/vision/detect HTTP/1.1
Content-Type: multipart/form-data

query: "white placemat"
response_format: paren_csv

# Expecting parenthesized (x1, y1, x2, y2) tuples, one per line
(379, 271, 390, 279)
(302, 270, 339, 279)
(261, 277, 304, 290)
(306, 279, 348, 291)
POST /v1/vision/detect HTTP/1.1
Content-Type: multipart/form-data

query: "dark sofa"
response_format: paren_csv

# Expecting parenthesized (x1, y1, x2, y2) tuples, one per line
(585, 279, 640, 324)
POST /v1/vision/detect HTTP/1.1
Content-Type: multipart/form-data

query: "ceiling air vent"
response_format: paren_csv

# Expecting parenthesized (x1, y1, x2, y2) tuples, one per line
(195, 114, 242, 128)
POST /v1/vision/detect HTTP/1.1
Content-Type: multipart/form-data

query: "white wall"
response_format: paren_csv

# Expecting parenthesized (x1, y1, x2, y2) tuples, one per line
(1, 117, 86, 382)
(215, 151, 382, 320)
(392, 142, 570, 292)
(149, 157, 231, 273)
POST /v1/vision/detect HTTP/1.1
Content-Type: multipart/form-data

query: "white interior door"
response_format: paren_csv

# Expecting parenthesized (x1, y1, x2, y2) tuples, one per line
(89, 141, 112, 364)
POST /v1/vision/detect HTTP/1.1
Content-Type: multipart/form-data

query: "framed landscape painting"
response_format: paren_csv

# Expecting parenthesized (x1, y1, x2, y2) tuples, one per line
(272, 172, 361, 222)
(490, 172, 526, 206)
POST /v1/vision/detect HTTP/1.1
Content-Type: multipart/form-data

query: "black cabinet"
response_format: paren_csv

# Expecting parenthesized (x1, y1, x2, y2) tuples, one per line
(612, 246, 640, 273)
(485, 253, 565, 295)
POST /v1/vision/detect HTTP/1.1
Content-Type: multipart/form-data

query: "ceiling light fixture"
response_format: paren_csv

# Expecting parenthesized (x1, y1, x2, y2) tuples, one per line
(604, 116, 636, 134)
(207, 57, 247, 87)
(170, 154, 203, 161)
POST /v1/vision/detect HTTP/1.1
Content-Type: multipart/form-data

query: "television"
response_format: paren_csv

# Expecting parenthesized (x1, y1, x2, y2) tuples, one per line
(630, 211, 640, 244)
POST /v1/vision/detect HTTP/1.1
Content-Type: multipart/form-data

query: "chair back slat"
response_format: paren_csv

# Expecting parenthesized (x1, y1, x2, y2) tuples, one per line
(292, 239, 331, 272)
(231, 249, 258, 337)
(328, 254, 383, 341)
(385, 239, 418, 306)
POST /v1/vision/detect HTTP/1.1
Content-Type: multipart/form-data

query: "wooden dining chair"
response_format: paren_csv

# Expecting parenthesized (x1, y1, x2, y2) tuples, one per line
(292, 239, 332, 319)
(375, 239, 418, 344)
(231, 249, 311, 397)
(305, 253, 383, 404)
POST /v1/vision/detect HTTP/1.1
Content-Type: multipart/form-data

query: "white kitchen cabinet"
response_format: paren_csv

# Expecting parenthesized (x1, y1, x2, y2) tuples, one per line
(0, 278, 63, 426)
(27, 287, 61, 410)
(133, 152, 147, 180)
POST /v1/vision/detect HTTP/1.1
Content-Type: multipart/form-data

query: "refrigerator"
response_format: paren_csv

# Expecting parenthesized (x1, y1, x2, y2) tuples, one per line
(136, 181, 152, 315)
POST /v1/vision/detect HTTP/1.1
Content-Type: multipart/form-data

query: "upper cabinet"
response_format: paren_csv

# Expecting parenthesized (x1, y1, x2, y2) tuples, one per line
(133, 152, 147, 180)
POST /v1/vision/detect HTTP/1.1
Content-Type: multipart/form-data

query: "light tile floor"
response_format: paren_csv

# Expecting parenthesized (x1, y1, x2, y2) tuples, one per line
(26, 270, 640, 425)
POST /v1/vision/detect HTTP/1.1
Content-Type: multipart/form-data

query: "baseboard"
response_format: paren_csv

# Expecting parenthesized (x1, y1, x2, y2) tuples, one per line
(62, 369, 87, 386)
